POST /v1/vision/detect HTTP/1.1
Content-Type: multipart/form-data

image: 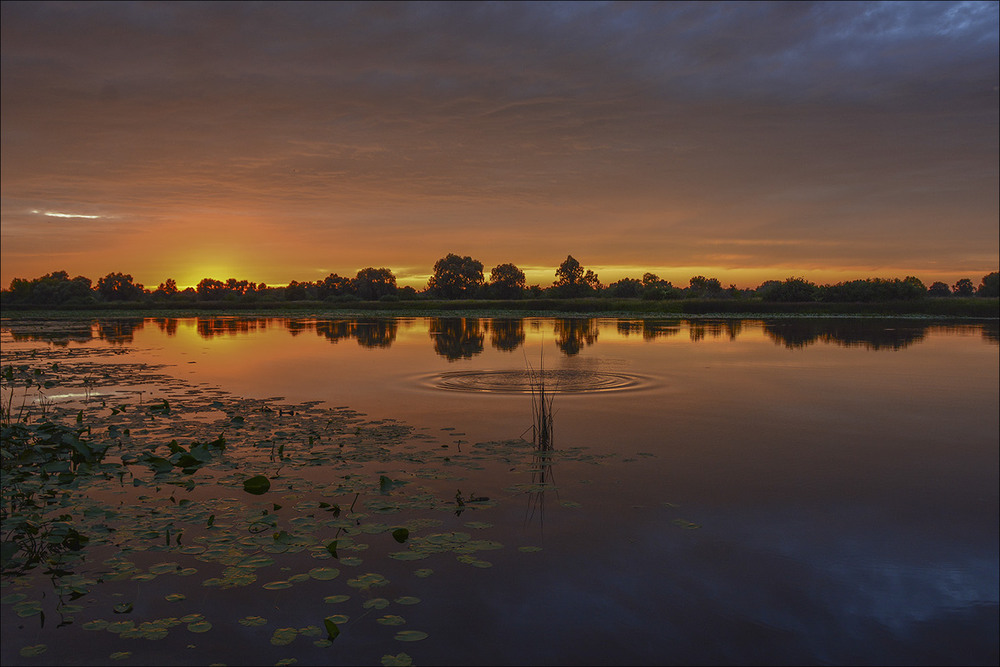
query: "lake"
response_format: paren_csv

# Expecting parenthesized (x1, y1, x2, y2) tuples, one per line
(1, 316, 997, 666)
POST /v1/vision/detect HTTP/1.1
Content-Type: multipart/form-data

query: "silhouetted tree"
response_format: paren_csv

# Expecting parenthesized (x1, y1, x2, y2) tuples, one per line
(428, 254, 484, 298)
(952, 278, 975, 297)
(977, 271, 999, 297)
(156, 278, 179, 296)
(687, 275, 723, 298)
(97, 272, 144, 301)
(604, 278, 643, 298)
(757, 277, 819, 302)
(196, 278, 226, 300)
(7, 271, 93, 305)
(354, 267, 396, 300)
(284, 280, 309, 300)
(928, 281, 951, 297)
(553, 255, 598, 296)
(317, 273, 354, 298)
(638, 273, 676, 300)
(488, 263, 526, 299)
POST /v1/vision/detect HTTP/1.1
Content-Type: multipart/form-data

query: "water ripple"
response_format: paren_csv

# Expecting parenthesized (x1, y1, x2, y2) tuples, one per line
(428, 369, 649, 394)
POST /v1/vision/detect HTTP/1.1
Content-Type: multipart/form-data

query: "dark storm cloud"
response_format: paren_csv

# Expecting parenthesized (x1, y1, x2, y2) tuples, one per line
(1, 1, 997, 285)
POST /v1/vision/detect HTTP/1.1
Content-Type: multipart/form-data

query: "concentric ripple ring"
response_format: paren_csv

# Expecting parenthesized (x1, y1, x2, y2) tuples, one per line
(431, 369, 645, 394)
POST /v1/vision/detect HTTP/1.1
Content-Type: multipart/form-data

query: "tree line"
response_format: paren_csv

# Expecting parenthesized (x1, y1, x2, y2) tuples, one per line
(2, 254, 998, 307)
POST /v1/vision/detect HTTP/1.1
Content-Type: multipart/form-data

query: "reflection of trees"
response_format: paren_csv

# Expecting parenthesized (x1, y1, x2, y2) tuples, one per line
(314, 320, 354, 344)
(489, 319, 525, 352)
(6, 321, 95, 346)
(430, 318, 484, 361)
(763, 320, 929, 350)
(95, 319, 145, 345)
(353, 319, 397, 349)
(982, 322, 999, 345)
(615, 320, 683, 341)
(196, 318, 265, 339)
(151, 318, 178, 337)
(553, 319, 598, 356)
(688, 320, 739, 342)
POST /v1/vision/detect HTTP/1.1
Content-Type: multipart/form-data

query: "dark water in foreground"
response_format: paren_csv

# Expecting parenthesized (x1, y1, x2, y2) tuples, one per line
(1, 316, 997, 665)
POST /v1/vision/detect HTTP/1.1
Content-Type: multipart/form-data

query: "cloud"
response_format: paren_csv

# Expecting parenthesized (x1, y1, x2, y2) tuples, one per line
(1, 2, 996, 287)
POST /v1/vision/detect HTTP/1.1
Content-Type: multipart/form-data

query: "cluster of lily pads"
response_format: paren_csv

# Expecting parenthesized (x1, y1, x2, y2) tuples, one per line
(0, 343, 590, 665)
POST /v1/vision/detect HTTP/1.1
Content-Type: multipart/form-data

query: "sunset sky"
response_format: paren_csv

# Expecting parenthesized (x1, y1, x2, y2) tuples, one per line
(2, 1, 997, 290)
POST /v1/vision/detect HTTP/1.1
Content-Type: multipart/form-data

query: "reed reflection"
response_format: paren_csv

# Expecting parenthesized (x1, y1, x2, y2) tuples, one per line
(524, 360, 556, 528)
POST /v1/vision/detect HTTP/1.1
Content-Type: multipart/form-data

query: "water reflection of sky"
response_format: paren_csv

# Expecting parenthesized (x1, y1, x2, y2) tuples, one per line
(1, 316, 996, 664)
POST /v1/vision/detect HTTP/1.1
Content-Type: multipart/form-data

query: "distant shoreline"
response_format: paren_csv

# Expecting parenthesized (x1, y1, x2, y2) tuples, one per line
(2, 297, 997, 320)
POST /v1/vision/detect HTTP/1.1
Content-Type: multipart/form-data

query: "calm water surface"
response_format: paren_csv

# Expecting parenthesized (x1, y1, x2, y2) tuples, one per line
(2, 316, 997, 665)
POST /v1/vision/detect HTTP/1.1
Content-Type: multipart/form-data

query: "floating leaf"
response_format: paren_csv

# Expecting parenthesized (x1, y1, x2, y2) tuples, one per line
(109, 652, 132, 661)
(672, 519, 701, 529)
(381, 653, 413, 666)
(391, 528, 409, 543)
(164, 593, 186, 602)
(262, 580, 293, 590)
(13, 601, 43, 617)
(308, 567, 340, 581)
(149, 562, 180, 574)
(363, 598, 390, 610)
(270, 627, 298, 646)
(19, 644, 47, 657)
(83, 620, 109, 631)
(323, 617, 341, 641)
(347, 573, 389, 590)
(518, 546, 543, 552)
(377, 615, 406, 626)
(394, 596, 420, 605)
(239, 616, 268, 627)
(112, 603, 133, 614)
(323, 595, 350, 604)
(413, 569, 434, 578)
(393, 630, 428, 642)
(243, 475, 271, 495)
(187, 620, 212, 633)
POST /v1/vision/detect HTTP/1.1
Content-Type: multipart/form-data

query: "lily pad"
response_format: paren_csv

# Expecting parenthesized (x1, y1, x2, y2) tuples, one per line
(308, 567, 340, 581)
(243, 475, 271, 495)
(377, 615, 406, 626)
(393, 630, 429, 642)
(19, 644, 47, 657)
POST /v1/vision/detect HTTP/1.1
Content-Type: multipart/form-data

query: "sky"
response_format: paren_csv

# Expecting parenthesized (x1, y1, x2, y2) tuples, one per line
(2, 1, 998, 290)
